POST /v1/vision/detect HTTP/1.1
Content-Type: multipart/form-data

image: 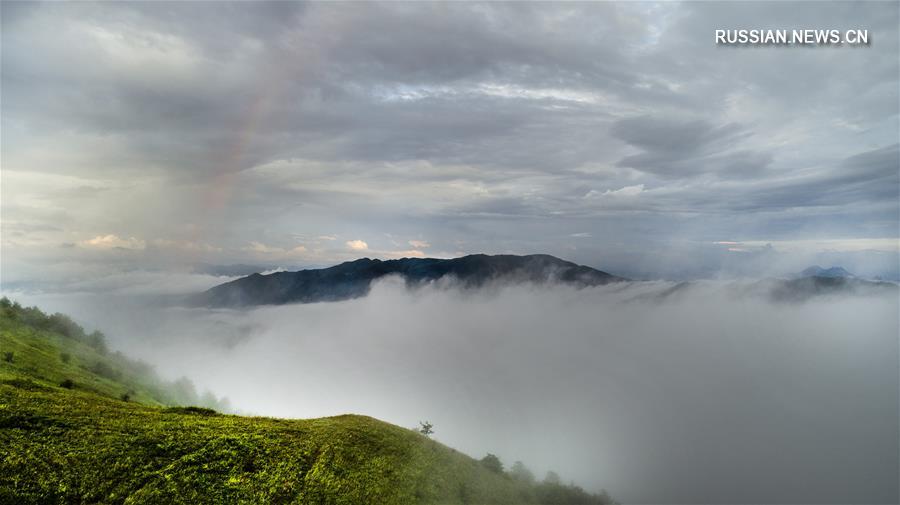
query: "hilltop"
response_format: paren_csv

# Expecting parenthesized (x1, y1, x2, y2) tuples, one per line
(798, 266, 854, 279)
(0, 299, 615, 504)
(194, 254, 626, 308)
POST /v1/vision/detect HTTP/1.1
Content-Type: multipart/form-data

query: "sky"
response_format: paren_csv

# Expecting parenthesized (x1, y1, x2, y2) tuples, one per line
(2, 1, 899, 287)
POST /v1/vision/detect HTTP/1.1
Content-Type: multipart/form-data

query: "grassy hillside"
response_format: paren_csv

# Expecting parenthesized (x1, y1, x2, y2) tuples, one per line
(0, 299, 615, 504)
(0, 299, 227, 411)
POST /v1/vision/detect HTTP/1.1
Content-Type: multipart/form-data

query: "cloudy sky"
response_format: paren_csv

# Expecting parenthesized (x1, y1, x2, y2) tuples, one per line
(2, 1, 899, 288)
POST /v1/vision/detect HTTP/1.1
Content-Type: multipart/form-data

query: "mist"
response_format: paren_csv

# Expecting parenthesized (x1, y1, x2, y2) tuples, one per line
(6, 277, 898, 504)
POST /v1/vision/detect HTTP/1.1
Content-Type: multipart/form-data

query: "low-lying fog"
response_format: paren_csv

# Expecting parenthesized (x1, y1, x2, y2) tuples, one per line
(8, 277, 898, 504)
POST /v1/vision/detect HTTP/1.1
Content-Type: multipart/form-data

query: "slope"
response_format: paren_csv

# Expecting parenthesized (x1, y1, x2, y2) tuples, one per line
(0, 300, 616, 505)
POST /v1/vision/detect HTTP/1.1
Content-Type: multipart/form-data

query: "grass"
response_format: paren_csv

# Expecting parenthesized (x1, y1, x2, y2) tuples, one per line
(0, 300, 615, 504)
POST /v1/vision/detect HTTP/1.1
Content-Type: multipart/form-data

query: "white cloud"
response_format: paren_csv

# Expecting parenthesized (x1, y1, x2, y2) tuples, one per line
(739, 238, 900, 253)
(346, 239, 369, 251)
(151, 239, 221, 253)
(476, 83, 618, 108)
(80, 234, 146, 250)
(245, 241, 278, 254)
(408, 239, 430, 249)
(243, 241, 307, 257)
(585, 184, 645, 199)
(384, 249, 426, 259)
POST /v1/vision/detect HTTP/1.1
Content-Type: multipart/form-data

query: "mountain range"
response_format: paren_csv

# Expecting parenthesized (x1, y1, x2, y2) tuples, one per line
(799, 265, 854, 278)
(193, 254, 626, 308)
(191, 254, 897, 308)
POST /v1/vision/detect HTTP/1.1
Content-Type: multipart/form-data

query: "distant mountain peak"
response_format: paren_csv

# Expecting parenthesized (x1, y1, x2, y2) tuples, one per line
(192, 253, 626, 308)
(799, 266, 853, 279)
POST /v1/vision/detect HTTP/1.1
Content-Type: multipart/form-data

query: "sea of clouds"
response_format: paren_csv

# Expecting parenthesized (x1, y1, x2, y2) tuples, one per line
(5, 275, 898, 504)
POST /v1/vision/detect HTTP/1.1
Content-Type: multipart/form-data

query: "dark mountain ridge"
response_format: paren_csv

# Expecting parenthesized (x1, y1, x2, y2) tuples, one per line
(799, 265, 854, 279)
(770, 274, 895, 302)
(193, 254, 627, 307)
(191, 255, 897, 309)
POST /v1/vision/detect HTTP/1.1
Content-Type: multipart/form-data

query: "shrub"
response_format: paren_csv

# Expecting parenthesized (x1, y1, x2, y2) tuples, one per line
(510, 460, 535, 484)
(544, 470, 561, 485)
(60, 379, 75, 389)
(46, 313, 85, 340)
(120, 392, 131, 402)
(162, 406, 219, 416)
(88, 361, 121, 381)
(87, 331, 108, 354)
(3, 352, 13, 363)
(480, 453, 503, 474)
(0, 298, 16, 320)
(60, 352, 71, 364)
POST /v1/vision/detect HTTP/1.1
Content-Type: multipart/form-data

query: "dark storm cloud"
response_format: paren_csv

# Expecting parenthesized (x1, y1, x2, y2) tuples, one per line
(612, 117, 744, 155)
(2, 2, 636, 173)
(718, 144, 900, 212)
(1, 1, 898, 280)
(610, 115, 773, 178)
